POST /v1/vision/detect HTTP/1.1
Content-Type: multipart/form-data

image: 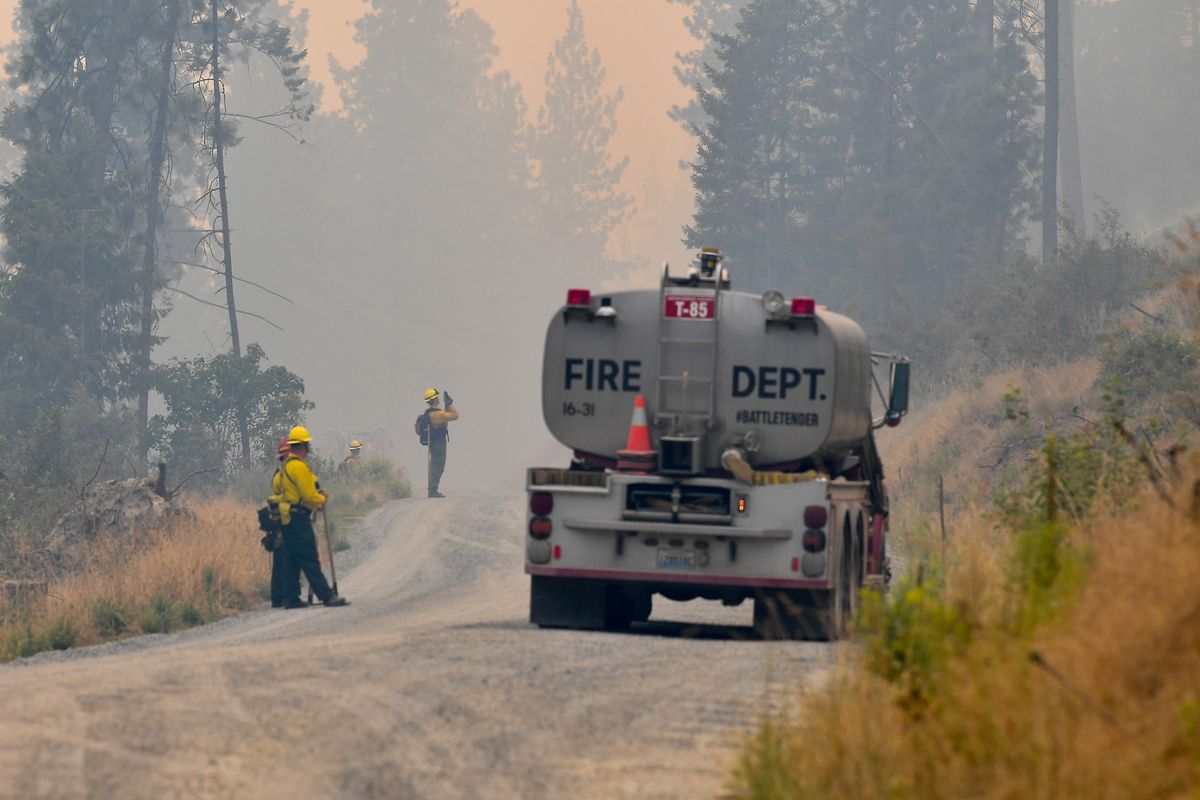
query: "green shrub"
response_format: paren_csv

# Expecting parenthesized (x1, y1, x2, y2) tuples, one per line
(178, 603, 204, 626)
(3, 626, 38, 660)
(994, 393, 1147, 527)
(1008, 521, 1083, 631)
(860, 574, 972, 714)
(732, 717, 795, 800)
(138, 594, 177, 634)
(1100, 326, 1200, 436)
(91, 598, 128, 637)
(40, 616, 77, 650)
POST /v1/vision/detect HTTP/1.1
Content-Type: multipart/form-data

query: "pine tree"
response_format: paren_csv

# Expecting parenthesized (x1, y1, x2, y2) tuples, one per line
(0, 0, 147, 431)
(532, 0, 631, 274)
(334, 0, 531, 273)
(685, 0, 837, 291)
(686, 0, 1040, 318)
(668, 0, 751, 134)
(0, 0, 311, 457)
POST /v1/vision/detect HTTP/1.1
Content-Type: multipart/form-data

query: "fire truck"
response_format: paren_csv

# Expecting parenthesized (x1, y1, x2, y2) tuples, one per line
(525, 249, 909, 640)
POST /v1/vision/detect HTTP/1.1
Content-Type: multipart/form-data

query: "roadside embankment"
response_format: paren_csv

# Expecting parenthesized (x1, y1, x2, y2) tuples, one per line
(728, 251, 1200, 797)
(1, 498, 265, 661)
(0, 457, 410, 662)
(729, 461, 1200, 798)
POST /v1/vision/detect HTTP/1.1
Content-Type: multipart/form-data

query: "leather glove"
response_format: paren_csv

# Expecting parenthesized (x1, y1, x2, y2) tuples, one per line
(444, 391, 454, 406)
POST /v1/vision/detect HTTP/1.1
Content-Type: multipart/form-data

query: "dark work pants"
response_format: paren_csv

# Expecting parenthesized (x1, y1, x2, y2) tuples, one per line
(281, 513, 334, 603)
(428, 441, 447, 493)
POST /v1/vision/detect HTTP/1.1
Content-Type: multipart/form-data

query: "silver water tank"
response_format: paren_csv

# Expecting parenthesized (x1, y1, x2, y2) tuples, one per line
(541, 286, 871, 469)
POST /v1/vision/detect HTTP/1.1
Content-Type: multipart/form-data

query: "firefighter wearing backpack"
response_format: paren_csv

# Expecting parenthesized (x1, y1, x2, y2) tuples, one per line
(417, 389, 459, 498)
(273, 426, 349, 608)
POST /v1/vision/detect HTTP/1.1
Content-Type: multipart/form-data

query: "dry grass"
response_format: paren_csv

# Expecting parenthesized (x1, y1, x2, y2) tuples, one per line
(728, 463, 1200, 800)
(882, 358, 1100, 516)
(0, 498, 267, 660)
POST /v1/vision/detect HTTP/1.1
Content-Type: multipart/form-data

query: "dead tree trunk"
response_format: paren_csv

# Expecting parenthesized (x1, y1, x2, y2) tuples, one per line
(1059, 0, 1085, 236)
(136, 3, 183, 468)
(977, 0, 1008, 263)
(1042, 0, 1060, 263)
(210, 0, 252, 467)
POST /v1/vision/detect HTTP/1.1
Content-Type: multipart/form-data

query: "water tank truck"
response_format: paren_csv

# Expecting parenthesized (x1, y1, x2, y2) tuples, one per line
(525, 249, 910, 639)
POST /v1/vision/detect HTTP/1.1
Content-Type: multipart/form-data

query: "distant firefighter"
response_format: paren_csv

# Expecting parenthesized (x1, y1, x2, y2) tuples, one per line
(415, 389, 459, 498)
(338, 439, 363, 475)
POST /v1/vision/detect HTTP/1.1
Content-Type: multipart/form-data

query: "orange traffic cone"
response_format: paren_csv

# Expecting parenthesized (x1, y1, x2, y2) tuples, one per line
(617, 395, 656, 473)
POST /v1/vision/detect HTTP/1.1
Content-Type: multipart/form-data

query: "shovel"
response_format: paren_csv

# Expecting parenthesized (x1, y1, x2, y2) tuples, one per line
(321, 506, 338, 595)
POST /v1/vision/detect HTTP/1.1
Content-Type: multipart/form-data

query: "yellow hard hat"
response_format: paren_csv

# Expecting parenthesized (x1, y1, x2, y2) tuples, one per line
(287, 425, 312, 445)
(350, 439, 362, 449)
(424, 388, 439, 403)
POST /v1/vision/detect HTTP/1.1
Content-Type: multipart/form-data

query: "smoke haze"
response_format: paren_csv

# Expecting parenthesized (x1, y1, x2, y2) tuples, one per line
(1, 0, 1195, 493)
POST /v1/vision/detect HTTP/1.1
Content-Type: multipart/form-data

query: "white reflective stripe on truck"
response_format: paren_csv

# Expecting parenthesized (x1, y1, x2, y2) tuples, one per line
(564, 518, 791, 539)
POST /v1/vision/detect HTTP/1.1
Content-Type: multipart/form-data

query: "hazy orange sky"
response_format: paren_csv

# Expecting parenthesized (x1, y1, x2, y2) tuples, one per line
(0, 0, 701, 264)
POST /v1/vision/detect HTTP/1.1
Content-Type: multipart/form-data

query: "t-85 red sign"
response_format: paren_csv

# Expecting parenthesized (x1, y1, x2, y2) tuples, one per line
(663, 295, 716, 319)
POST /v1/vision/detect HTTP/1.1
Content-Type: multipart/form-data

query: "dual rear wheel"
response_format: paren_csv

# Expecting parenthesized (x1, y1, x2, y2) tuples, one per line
(752, 529, 862, 641)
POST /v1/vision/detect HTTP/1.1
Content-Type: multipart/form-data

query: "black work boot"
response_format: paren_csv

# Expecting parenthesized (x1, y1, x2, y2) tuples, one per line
(428, 490, 445, 498)
(324, 595, 350, 607)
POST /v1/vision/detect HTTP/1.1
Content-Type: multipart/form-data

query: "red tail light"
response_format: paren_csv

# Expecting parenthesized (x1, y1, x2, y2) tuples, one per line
(804, 505, 827, 529)
(791, 557, 800, 573)
(791, 297, 815, 317)
(553, 545, 562, 560)
(530, 491, 554, 515)
(802, 529, 827, 553)
(529, 516, 553, 539)
(566, 289, 592, 307)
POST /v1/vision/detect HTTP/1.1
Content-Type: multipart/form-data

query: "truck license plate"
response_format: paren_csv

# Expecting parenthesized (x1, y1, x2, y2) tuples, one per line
(656, 549, 697, 570)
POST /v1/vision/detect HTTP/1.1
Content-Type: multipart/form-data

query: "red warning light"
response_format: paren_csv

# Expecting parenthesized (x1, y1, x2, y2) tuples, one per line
(791, 297, 816, 317)
(566, 289, 592, 307)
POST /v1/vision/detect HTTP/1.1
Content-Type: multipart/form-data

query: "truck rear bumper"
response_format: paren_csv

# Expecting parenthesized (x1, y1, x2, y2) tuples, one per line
(525, 564, 827, 590)
(563, 517, 791, 539)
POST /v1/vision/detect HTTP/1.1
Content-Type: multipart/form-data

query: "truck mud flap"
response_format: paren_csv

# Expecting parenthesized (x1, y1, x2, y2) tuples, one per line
(530, 576, 641, 632)
(530, 576, 607, 630)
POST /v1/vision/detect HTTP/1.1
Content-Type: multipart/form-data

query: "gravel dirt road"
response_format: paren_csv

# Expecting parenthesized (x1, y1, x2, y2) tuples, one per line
(0, 493, 833, 800)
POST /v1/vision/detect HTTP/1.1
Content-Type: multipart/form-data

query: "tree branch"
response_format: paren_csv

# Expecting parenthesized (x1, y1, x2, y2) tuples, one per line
(79, 436, 111, 502)
(168, 466, 219, 499)
(161, 286, 284, 331)
(175, 260, 293, 303)
(1128, 302, 1166, 325)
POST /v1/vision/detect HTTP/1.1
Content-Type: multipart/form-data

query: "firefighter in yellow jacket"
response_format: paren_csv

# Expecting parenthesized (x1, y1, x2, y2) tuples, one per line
(338, 440, 363, 475)
(273, 426, 348, 608)
(421, 389, 459, 498)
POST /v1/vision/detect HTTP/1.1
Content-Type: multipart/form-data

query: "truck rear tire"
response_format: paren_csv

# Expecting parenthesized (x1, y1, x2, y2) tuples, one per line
(602, 588, 634, 632)
(602, 587, 653, 631)
(753, 552, 849, 641)
(753, 590, 840, 641)
(631, 591, 653, 623)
